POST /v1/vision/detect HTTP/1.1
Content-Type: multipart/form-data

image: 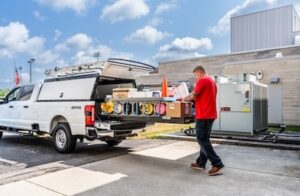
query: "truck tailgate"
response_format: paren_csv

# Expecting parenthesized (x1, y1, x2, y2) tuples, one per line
(95, 121, 147, 130)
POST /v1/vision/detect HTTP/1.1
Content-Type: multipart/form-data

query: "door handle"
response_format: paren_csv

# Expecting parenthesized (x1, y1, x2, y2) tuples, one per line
(23, 105, 29, 109)
(9, 105, 13, 108)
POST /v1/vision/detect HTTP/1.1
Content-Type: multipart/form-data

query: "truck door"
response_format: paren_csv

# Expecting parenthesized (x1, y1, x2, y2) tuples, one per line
(0, 87, 22, 128)
(13, 85, 35, 129)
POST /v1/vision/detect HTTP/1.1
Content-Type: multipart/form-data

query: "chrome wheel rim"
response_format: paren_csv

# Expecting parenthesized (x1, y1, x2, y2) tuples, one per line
(56, 129, 67, 149)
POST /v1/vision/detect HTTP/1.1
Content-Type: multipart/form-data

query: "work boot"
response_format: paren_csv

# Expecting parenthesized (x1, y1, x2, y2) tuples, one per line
(190, 163, 205, 171)
(208, 166, 224, 176)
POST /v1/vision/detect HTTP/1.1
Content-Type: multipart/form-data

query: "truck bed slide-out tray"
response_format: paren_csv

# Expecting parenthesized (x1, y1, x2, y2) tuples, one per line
(110, 97, 177, 102)
(102, 114, 194, 124)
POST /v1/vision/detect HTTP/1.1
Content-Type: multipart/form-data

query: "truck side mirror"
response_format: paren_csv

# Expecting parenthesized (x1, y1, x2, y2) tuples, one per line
(0, 98, 7, 104)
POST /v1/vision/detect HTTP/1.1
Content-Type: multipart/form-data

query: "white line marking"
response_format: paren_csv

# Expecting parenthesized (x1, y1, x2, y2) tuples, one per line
(27, 167, 127, 195)
(0, 158, 19, 165)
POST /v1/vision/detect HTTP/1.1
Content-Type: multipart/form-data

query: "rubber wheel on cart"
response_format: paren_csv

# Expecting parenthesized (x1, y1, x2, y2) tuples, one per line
(106, 138, 123, 147)
(0, 131, 3, 141)
(53, 123, 76, 153)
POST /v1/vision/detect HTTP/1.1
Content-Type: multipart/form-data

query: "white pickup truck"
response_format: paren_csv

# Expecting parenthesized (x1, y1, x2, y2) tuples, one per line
(0, 59, 155, 153)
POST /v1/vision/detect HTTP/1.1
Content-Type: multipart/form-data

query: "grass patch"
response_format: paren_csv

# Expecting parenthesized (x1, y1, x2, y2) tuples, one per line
(132, 124, 300, 140)
(268, 126, 300, 132)
(286, 126, 300, 132)
(133, 123, 194, 140)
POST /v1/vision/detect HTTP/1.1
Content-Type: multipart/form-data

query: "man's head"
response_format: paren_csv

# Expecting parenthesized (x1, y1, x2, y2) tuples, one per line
(193, 65, 206, 81)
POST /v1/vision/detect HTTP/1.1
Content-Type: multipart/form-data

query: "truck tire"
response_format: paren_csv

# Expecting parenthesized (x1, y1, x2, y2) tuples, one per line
(0, 131, 3, 141)
(53, 123, 76, 153)
(106, 138, 123, 146)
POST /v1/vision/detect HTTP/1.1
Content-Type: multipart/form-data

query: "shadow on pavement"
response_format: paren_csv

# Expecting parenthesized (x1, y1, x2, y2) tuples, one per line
(0, 134, 130, 169)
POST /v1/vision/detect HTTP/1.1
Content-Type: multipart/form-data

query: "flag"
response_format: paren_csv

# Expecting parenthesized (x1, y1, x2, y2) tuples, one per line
(14, 67, 21, 86)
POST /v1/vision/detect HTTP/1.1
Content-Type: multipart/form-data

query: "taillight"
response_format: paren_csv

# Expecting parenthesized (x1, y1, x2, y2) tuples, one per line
(85, 105, 95, 126)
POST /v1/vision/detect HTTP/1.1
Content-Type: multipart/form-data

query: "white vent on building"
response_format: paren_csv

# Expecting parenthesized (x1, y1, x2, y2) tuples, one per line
(275, 52, 283, 58)
(295, 35, 300, 45)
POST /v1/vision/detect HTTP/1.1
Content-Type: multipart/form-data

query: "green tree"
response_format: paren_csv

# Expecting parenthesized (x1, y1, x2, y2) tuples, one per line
(0, 89, 10, 98)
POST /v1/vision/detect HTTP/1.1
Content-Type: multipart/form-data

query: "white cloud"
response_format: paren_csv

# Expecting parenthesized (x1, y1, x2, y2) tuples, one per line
(125, 26, 170, 44)
(37, 50, 60, 65)
(155, 1, 177, 15)
(148, 17, 163, 26)
(65, 33, 92, 49)
(53, 30, 63, 41)
(71, 44, 134, 64)
(54, 33, 92, 52)
(35, 0, 96, 14)
(154, 37, 212, 62)
(160, 37, 213, 52)
(33, 10, 46, 21)
(0, 21, 44, 58)
(209, 0, 278, 35)
(101, 0, 149, 23)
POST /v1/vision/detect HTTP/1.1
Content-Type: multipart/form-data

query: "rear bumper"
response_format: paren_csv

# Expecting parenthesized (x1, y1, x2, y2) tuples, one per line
(85, 127, 144, 139)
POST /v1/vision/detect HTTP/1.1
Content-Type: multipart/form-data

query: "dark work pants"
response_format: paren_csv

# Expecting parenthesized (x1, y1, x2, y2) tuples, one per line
(195, 119, 224, 168)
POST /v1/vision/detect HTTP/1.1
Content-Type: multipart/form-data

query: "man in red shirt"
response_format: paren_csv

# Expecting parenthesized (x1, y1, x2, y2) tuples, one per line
(183, 65, 224, 176)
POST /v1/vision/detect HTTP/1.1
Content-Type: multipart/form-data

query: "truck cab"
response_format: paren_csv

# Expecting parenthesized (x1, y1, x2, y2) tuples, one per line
(0, 59, 156, 153)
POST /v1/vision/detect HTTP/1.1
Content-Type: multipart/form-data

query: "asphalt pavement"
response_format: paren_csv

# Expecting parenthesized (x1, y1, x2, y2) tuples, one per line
(0, 133, 299, 196)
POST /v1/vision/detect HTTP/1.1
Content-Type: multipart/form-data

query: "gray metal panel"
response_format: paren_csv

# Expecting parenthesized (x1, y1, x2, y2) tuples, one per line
(231, 5, 294, 52)
(253, 84, 268, 130)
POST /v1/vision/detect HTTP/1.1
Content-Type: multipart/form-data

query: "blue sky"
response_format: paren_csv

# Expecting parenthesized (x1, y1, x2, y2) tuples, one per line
(0, 0, 299, 88)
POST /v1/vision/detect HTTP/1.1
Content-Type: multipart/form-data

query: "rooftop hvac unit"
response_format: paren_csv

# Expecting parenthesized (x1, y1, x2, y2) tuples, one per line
(212, 78, 268, 135)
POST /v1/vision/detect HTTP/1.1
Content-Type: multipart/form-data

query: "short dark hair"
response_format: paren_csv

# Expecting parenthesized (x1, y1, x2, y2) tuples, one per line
(193, 65, 206, 73)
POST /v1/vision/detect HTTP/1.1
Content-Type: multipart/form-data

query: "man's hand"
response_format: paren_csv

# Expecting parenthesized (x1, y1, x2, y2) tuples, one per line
(182, 92, 196, 102)
(176, 98, 183, 101)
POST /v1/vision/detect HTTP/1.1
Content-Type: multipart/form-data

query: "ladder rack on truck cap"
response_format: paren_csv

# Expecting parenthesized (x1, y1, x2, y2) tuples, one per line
(45, 61, 105, 78)
(45, 58, 156, 79)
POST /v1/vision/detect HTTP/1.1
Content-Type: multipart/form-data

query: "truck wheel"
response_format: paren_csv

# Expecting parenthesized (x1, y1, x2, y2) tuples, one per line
(53, 123, 76, 153)
(106, 138, 123, 146)
(0, 131, 3, 141)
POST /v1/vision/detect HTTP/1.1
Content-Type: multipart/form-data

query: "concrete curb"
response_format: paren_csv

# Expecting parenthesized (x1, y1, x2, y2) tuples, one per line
(159, 134, 300, 151)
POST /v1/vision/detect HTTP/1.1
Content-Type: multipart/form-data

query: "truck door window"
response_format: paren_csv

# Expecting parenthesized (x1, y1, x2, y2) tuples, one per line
(6, 87, 21, 102)
(19, 85, 34, 101)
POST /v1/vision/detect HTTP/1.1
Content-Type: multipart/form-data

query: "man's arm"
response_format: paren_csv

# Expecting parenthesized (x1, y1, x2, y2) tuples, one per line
(183, 92, 196, 101)
(183, 79, 204, 101)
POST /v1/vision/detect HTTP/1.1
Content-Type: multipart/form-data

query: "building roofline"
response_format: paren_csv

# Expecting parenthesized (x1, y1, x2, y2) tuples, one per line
(159, 44, 300, 64)
(230, 4, 294, 19)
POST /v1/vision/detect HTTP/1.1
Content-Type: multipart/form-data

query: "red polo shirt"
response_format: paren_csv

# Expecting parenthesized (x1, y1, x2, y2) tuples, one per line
(193, 75, 217, 120)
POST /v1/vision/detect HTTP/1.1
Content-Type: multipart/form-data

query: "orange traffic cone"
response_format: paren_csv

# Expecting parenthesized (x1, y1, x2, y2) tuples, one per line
(161, 76, 169, 97)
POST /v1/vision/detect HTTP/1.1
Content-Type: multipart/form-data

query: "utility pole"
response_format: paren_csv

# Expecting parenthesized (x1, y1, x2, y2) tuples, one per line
(27, 58, 35, 83)
(93, 52, 101, 62)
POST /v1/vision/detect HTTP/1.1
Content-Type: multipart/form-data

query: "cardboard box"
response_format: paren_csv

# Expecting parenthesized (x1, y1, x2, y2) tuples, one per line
(166, 102, 192, 118)
(112, 88, 137, 99)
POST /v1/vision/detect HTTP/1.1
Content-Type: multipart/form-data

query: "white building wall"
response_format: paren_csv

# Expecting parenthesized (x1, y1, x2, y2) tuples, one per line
(231, 5, 296, 52)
